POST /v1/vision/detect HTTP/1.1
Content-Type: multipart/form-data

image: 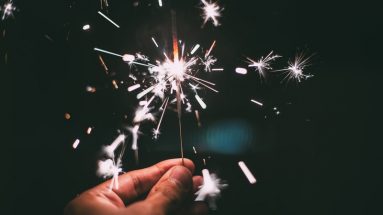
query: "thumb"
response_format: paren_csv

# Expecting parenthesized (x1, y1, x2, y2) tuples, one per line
(142, 165, 193, 215)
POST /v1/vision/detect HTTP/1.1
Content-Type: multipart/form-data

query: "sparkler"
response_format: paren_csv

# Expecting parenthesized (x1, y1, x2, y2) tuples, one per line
(200, 0, 222, 27)
(1, 0, 16, 20)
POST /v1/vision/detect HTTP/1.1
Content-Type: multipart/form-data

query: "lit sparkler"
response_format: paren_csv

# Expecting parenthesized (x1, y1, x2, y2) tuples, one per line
(200, 0, 222, 27)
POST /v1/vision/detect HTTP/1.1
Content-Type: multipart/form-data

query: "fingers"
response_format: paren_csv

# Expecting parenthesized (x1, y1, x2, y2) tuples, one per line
(123, 165, 193, 215)
(95, 158, 195, 203)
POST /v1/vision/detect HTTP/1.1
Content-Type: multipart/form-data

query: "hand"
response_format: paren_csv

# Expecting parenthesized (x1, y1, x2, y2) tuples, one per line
(64, 158, 208, 215)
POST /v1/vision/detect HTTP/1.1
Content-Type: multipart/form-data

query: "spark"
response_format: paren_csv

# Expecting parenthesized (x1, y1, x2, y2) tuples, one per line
(205, 40, 216, 58)
(86, 127, 93, 134)
(246, 51, 281, 78)
(235, 67, 247, 75)
(212, 68, 224, 71)
(82, 24, 91, 31)
(158, 0, 163, 7)
(94, 48, 123, 57)
(103, 134, 126, 158)
(200, 0, 222, 27)
(97, 159, 122, 190)
(86, 86, 96, 93)
(128, 84, 141, 92)
(64, 113, 71, 120)
(151, 37, 159, 48)
(238, 161, 257, 184)
(1, 1, 16, 20)
(276, 52, 313, 83)
(153, 98, 169, 139)
(98, 11, 120, 28)
(250, 99, 263, 106)
(195, 110, 202, 127)
(100, 0, 109, 10)
(98, 55, 109, 74)
(195, 94, 207, 109)
(112, 80, 119, 89)
(191, 44, 200, 55)
(193, 146, 197, 154)
(195, 169, 227, 210)
(72, 139, 80, 149)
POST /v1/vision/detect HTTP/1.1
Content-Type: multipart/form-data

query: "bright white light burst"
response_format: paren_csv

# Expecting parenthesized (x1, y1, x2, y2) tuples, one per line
(1, 1, 16, 20)
(201, 0, 222, 27)
(246, 51, 281, 78)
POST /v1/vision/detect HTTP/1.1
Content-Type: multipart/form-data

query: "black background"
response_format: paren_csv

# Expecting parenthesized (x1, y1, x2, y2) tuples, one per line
(5, 0, 383, 214)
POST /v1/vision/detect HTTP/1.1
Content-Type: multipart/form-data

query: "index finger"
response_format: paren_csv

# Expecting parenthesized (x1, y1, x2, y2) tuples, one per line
(95, 158, 195, 203)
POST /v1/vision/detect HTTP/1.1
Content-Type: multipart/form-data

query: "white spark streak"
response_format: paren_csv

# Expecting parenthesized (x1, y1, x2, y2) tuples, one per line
(1, 1, 16, 20)
(151, 37, 159, 48)
(94, 48, 123, 57)
(212, 68, 224, 71)
(103, 134, 126, 158)
(195, 94, 207, 109)
(128, 84, 141, 92)
(238, 161, 257, 184)
(98, 11, 120, 28)
(158, 0, 163, 7)
(72, 139, 80, 149)
(191, 44, 200, 55)
(205, 40, 216, 58)
(235, 67, 247, 75)
(250, 99, 263, 106)
(137, 86, 155, 99)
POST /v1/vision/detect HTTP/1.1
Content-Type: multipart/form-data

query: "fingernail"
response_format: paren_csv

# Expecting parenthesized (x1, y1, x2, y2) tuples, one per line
(169, 166, 192, 188)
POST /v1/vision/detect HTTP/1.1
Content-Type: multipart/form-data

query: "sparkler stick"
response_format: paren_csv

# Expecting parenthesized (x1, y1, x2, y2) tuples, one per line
(171, 10, 184, 165)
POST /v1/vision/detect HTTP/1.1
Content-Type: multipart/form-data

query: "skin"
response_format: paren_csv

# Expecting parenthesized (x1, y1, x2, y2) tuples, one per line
(65, 158, 208, 215)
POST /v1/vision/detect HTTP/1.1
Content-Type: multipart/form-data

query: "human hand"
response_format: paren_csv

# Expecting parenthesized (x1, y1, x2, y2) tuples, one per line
(64, 158, 208, 215)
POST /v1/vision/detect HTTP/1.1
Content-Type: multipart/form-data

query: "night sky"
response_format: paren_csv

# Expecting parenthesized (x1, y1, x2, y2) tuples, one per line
(5, 0, 383, 214)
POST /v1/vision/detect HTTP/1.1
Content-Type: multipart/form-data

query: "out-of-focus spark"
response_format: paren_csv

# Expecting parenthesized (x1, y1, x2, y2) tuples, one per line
(158, 0, 163, 7)
(86, 127, 93, 135)
(122, 54, 135, 62)
(195, 169, 227, 210)
(82, 24, 91, 31)
(195, 94, 207, 109)
(238, 161, 256, 184)
(151, 37, 159, 48)
(100, 0, 109, 10)
(103, 134, 126, 158)
(191, 44, 200, 55)
(246, 51, 281, 78)
(250, 99, 263, 106)
(195, 110, 202, 127)
(97, 159, 122, 190)
(128, 84, 141, 92)
(98, 11, 120, 28)
(1, 1, 16, 20)
(112, 80, 119, 89)
(276, 53, 313, 83)
(72, 139, 80, 149)
(86, 86, 97, 93)
(193, 146, 197, 154)
(64, 113, 71, 120)
(200, 0, 222, 27)
(235, 67, 247, 75)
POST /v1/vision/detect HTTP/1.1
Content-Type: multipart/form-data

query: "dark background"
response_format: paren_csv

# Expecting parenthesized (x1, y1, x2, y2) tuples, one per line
(5, 0, 383, 214)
